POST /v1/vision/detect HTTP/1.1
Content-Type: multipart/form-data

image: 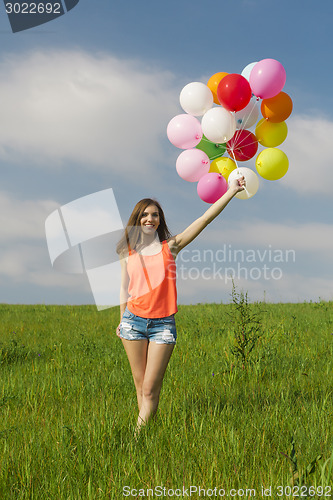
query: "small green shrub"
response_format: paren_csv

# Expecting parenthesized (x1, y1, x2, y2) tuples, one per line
(228, 281, 265, 370)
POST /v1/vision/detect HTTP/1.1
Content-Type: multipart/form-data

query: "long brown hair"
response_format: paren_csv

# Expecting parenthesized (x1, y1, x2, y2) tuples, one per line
(116, 198, 172, 255)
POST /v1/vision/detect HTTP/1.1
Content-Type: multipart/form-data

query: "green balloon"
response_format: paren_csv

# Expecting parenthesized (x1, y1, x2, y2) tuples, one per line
(196, 135, 226, 160)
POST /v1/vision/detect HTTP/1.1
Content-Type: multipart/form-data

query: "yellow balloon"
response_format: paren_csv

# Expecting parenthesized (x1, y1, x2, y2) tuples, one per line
(256, 148, 289, 180)
(255, 118, 288, 147)
(209, 156, 236, 180)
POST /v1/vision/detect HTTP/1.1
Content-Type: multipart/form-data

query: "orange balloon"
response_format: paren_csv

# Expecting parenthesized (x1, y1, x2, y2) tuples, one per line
(207, 72, 229, 105)
(261, 92, 293, 123)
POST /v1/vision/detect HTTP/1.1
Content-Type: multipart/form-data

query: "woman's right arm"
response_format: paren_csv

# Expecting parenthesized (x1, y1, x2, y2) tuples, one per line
(117, 254, 129, 337)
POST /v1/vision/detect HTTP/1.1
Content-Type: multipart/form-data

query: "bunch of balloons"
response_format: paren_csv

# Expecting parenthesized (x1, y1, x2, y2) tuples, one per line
(167, 58, 292, 203)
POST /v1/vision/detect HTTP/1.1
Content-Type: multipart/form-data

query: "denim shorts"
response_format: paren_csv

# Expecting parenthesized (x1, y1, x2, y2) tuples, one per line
(119, 307, 177, 345)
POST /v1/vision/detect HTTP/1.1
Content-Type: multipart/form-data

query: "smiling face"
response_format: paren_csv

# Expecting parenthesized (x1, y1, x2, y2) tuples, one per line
(140, 204, 160, 235)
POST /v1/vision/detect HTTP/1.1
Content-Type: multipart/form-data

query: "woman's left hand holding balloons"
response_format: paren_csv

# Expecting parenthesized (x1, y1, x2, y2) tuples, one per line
(229, 175, 246, 193)
(228, 168, 259, 199)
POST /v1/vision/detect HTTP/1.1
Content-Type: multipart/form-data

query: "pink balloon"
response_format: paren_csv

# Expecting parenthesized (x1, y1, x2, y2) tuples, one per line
(197, 172, 228, 204)
(176, 149, 210, 182)
(167, 114, 203, 149)
(249, 59, 286, 99)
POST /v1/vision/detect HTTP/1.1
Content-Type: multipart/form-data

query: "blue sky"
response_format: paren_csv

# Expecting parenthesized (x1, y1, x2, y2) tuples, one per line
(0, 0, 332, 306)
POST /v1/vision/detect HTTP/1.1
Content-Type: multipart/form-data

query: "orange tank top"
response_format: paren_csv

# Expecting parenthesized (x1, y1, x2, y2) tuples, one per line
(126, 240, 178, 318)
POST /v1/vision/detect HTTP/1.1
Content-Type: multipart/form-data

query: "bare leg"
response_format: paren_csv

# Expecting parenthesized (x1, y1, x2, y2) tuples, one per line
(121, 338, 175, 438)
(121, 338, 148, 412)
(136, 342, 175, 434)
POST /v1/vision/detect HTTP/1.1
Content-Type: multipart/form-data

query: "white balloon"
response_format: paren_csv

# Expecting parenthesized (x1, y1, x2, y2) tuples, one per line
(180, 82, 214, 116)
(235, 96, 259, 130)
(241, 62, 258, 82)
(201, 107, 236, 144)
(228, 167, 259, 200)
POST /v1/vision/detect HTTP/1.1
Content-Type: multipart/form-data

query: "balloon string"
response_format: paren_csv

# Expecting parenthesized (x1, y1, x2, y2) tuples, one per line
(210, 152, 225, 160)
(245, 96, 260, 124)
(200, 135, 227, 157)
(228, 97, 261, 152)
(200, 136, 225, 147)
(229, 148, 249, 196)
(229, 148, 239, 168)
(200, 136, 212, 143)
(253, 117, 267, 132)
(229, 135, 259, 151)
(236, 99, 257, 133)
(229, 117, 242, 149)
(229, 97, 259, 149)
(226, 98, 260, 199)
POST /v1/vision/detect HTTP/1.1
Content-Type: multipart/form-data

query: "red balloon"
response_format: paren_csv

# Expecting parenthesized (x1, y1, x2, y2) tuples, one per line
(226, 130, 258, 161)
(217, 73, 252, 112)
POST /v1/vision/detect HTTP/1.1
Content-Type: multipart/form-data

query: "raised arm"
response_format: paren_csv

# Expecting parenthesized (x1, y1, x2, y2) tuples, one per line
(169, 177, 245, 256)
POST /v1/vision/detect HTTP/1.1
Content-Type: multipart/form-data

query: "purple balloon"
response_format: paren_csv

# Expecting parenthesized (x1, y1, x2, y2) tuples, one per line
(249, 59, 286, 99)
(197, 172, 228, 204)
(167, 114, 203, 149)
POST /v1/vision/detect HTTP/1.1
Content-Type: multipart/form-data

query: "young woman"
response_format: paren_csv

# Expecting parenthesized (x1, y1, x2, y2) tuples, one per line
(116, 176, 245, 437)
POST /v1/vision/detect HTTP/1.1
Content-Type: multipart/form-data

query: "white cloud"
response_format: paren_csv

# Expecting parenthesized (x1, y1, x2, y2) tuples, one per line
(0, 241, 91, 296)
(0, 49, 179, 174)
(203, 220, 333, 257)
(261, 272, 333, 302)
(282, 114, 333, 194)
(177, 270, 333, 304)
(0, 245, 33, 278)
(0, 191, 84, 290)
(0, 191, 58, 241)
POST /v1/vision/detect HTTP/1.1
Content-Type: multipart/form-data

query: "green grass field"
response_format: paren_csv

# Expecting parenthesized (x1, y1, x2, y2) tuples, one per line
(0, 300, 332, 499)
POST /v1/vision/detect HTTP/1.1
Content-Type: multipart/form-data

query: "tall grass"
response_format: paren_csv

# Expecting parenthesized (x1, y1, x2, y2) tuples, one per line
(0, 301, 332, 498)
